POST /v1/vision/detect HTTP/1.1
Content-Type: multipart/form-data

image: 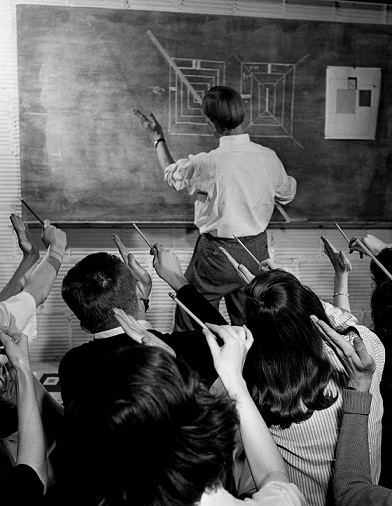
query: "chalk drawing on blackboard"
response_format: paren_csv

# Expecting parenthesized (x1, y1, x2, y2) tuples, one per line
(169, 58, 226, 136)
(240, 55, 309, 148)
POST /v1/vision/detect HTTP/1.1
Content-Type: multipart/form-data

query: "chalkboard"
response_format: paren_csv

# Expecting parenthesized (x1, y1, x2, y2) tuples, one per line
(17, 5, 392, 224)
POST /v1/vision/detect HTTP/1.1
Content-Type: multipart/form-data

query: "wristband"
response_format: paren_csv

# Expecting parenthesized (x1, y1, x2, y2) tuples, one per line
(333, 292, 349, 297)
(154, 137, 165, 148)
(48, 244, 65, 263)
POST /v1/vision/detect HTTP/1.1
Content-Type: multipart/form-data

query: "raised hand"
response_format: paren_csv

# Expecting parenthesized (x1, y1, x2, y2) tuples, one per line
(113, 308, 175, 356)
(218, 246, 255, 284)
(133, 109, 164, 139)
(349, 234, 389, 258)
(321, 236, 352, 275)
(10, 214, 39, 260)
(151, 243, 187, 291)
(41, 220, 67, 251)
(113, 234, 152, 300)
(204, 323, 253, 386)
(310, 315, 375, 392)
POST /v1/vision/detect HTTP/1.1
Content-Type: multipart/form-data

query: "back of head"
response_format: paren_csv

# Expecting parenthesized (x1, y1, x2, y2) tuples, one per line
(61, 252, 138, 333)
(201, 85, 245, 134)
(371, 247, 392, 347)
(243, 269, 346, 428)
(70, 346, 238, 506)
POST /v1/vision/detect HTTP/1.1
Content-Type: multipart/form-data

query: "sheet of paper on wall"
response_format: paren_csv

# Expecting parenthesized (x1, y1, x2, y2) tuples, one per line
(324, 66, 381, 140)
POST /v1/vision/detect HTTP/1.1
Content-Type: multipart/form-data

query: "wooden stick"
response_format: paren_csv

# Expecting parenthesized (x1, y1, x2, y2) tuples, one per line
(168, 292, 208, 330)
(355, 238, 392, 282)
(233, 235, 260, 266)
(132, 223, 153, 249)
(334, 222, 350, 244)
(20, 198, 44, 225)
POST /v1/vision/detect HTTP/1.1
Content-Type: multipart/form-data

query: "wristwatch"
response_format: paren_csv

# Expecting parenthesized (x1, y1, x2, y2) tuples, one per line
(154, 137, 165, 148)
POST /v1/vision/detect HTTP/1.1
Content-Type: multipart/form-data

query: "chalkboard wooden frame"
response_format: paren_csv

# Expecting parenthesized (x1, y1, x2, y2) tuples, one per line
(17, 5, 392, 226)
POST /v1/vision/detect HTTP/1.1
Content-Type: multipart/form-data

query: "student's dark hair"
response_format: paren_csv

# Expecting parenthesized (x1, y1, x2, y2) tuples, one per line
(61, 252, 138, 333)
(71, 346, 238, 506)
(202, 85, 245, 134)
(243, 269, 347, 429)
(371, 248, 392, 349)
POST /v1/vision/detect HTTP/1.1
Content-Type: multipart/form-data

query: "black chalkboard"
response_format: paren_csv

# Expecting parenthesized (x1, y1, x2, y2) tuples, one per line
(17, 5, 392, 224)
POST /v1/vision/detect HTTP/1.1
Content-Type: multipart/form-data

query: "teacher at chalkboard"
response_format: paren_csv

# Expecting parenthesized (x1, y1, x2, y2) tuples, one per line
(135, 85, 296, 332)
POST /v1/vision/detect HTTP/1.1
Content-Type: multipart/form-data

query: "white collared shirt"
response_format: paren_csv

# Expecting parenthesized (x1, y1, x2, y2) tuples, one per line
(164, 134, 296, 238)
(94, 320, 153, 340)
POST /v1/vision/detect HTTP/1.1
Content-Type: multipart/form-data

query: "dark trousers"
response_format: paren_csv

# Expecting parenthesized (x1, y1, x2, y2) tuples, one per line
(174, 231, 269, 331)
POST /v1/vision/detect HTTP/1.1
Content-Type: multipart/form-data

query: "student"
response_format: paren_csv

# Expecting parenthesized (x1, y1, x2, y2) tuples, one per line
(349, 233, 392, 488)
(311, 317, 392, 506)
(0, 325, 64, 506)
(0, 215, 67, 440)
(157, 244, 383, 506)
(68, 318, 307, 506)
(134, 85, 296, 331)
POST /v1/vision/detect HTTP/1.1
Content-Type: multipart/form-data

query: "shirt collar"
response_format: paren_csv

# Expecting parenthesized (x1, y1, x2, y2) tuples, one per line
(94, 320, 153, 340)
(219, 133, 250, 146)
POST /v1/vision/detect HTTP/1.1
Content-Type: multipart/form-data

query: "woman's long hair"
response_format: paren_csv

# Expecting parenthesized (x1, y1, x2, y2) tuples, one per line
(243, 269, 347, 429)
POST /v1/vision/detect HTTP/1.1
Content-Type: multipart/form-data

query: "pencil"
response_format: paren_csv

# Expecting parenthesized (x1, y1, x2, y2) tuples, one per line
(355, 238, 392, 282)
(168, 292, 208, 330)
(334, 222, 350, 244)
(132, 223, 153, 249)
(20, 198, 44, 225)
(233, 235, 260, 266)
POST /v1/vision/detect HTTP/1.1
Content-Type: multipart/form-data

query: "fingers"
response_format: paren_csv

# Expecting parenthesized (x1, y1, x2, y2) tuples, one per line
(339, 250, 353, 271)
(133, 109, 148, 122)
(113, 234, 129, 264)
(352, 336, 376, 371)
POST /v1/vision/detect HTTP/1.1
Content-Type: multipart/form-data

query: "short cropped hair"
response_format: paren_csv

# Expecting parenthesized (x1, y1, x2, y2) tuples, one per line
(61, 252, 138, 333)
(243, 269, 347, 428)
(71, 346, 238, 506)
(202, 86, 245, 134)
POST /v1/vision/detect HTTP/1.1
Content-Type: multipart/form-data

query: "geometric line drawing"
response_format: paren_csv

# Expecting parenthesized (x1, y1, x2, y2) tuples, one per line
(169, 58, 226, 135)
(240, 55, 309, 148)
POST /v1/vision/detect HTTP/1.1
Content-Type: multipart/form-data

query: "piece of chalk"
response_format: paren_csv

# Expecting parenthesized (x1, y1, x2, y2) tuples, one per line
(168, 292, 208, 330)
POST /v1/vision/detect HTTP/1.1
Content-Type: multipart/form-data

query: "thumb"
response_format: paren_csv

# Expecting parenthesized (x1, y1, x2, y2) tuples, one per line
(353, 336, 374, 368)
(44, 219, 50, 228)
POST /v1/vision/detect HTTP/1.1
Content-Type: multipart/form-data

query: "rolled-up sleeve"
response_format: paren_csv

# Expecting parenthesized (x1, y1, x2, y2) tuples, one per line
(164, 154, 214, 199)
(0, 292, 37, 342)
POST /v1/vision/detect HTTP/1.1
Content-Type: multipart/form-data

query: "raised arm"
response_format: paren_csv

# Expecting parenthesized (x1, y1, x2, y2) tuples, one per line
(321, 236, 352, 312)
(310, 317, 392, 505)
(23, 220, 67, 307)
(134, 109, 174, 171)
(204, 323, 290, 490)
(0, 215, 40, 302)
(0, 325, 47, 492)
(349, 234, 391, 258)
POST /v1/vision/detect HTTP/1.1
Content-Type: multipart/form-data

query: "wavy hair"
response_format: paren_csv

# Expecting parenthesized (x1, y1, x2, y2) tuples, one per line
(243, 269, 347, 428)
(70, 346, 238, 506)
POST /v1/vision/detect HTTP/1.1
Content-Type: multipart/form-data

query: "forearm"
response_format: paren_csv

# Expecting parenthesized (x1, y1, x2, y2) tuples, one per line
(16, 367, 47, 491)
(155, 138, 175, 171)
(0, 254, 39, 301)
(24, 244, 64, 307)
(33, 376, 64, 451)
(224, 378, 288, 489)
(333, 273, 350, 312)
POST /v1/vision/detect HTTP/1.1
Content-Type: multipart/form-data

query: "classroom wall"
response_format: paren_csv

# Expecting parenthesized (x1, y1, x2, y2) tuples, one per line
(1, 0, 392, 362)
